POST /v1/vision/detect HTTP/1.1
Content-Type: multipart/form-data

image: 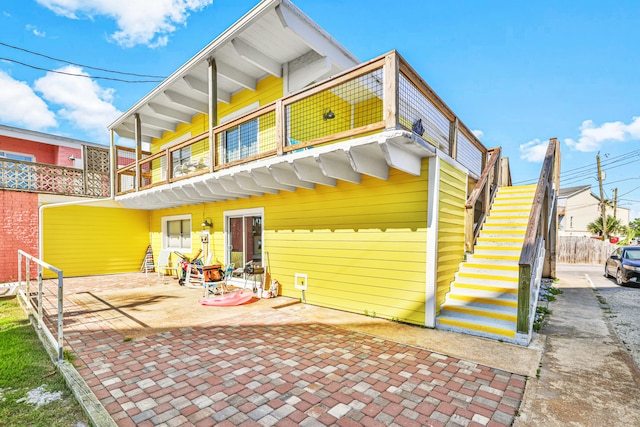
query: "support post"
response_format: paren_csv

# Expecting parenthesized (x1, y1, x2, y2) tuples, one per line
(110, 129, 116, 197)
(383, 51, 398, 130)
(208, 57, 218, 171)
(596, 153, 607, 240)
(517, 264, 531, 333)
(449, 117, 458, 160)
(134, 113, 142, 191)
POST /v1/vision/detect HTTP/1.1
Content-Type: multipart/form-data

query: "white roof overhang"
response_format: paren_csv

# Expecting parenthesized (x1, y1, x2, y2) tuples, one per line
(115, 130, 437, 209)
(108, 0, 359, 143)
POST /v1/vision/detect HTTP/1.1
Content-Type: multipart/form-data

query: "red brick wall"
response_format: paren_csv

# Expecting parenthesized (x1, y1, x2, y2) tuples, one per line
(0, 190, 39, 282)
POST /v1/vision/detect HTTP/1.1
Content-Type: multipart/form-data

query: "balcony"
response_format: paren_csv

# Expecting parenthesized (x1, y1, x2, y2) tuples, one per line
(0, 146, 110, 198)
(115, 51, 487, 206)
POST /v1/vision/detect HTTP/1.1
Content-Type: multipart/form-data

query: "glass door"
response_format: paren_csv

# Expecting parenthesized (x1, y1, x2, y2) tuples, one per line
(226, 210, 263, 279)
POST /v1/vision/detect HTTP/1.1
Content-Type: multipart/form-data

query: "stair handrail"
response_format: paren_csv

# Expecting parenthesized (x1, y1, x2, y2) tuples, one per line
(517, 138, 560, 336)
(464, 147, 502, 252)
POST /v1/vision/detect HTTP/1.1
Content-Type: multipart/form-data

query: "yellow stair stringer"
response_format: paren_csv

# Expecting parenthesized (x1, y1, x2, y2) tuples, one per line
(436, 184, 536, 344)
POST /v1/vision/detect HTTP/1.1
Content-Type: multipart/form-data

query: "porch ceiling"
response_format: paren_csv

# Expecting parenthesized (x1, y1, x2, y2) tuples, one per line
(108, 0, 359, 143)
(115, 130, 436, 210)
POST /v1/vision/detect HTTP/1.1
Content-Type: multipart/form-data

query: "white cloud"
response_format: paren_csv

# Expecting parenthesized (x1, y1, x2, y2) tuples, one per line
(0, 70, 57, 129)
(33, 65, 122, 138)
(520, 138, 549, 163)
(565, 116, 640, 152)
(26, 24, 46, 37)
(36, 0, 213, 48)
(472, 129, 484, 139)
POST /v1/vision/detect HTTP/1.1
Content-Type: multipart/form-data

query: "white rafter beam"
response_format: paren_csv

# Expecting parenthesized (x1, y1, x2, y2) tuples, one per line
(291, 157, 336, 186)
(250, 167, 296, 192)
(288, 56, 331, 93)
(164, 90, 208, 113)
(382, 141, 423, 176)
(138, 115, 175, 131)
(269, 163, 315, 189)
(217, 62, 257, 90)
(183, 74, 231, 103)
(231, 38, 282, 77)
(318, 150, 361, 184)
(183, 75, 208, 94)
(148, 103, 192, 123)
(114, 128, 153, 143)
(276, 4, 357, 70)
(348, 143, 390, 180)
(233, 171, 279, 194)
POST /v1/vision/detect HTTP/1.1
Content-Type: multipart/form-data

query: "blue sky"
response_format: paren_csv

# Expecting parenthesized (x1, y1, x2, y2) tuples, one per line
(1, 0, 639, 219)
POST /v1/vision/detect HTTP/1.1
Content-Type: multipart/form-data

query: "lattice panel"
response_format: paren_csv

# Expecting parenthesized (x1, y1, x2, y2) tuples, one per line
(38, 165, 84, 195)
(85, 146, 110, 197)
(86, 146, 110, 174)
(0, 160, 37, 190)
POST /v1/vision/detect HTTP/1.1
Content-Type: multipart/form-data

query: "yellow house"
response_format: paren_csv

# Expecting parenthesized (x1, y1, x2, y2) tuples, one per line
(40, 0, 558, 345)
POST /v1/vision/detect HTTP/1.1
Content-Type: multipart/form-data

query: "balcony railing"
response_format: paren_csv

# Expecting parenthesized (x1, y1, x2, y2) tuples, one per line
(116, 50, 488, 195)
(0, 145, 110, 197)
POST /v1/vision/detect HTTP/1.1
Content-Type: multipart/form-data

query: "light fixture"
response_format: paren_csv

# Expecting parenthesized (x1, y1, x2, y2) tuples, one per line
(201, 218, 213, 228)
(68, 155, 76, 161)
(323, 109, 335, 120)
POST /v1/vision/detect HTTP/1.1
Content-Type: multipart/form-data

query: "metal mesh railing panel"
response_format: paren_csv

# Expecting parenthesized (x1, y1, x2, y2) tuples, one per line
(285, 68, 383, 147)
(398, 73, 450, 154)
(457, 130, 483, 176)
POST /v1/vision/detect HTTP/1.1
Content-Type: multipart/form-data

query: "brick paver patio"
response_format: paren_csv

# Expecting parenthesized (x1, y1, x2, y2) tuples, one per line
(54, 274, 525, 426)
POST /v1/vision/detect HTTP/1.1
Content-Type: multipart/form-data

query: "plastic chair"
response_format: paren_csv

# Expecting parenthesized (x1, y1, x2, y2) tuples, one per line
(155, 249, 179, 280)
(184, 252, 212, 289)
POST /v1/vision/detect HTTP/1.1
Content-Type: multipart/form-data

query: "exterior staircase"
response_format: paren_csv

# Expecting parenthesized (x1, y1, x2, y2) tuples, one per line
(437, 184, 537, 342)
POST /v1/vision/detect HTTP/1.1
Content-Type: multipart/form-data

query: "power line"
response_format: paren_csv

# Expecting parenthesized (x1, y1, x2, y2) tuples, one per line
(0, 57, 163, 83)
(0, 41, 166, 79)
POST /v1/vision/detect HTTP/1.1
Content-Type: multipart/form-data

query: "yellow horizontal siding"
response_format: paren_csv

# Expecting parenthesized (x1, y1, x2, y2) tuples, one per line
(436, 161, 467, 313)
(43, 206, 150, 277)
(149, 164, 430, 326)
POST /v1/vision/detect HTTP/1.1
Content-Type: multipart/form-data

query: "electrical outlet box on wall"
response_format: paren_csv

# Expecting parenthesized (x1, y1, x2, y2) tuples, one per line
(294, 273, 307, 290)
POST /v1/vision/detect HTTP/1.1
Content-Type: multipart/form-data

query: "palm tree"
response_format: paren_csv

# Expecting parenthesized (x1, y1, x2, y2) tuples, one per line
(587, 215, 624, 240)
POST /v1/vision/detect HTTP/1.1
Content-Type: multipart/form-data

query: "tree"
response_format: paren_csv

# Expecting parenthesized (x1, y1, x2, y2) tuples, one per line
(587, 215, 624, 240)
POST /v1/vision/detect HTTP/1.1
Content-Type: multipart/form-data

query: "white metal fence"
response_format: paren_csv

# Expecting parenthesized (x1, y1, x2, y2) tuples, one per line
(16, 250, 65, 361)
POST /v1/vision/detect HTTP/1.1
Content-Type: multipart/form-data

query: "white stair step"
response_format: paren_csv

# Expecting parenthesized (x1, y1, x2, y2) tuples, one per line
(457, 264, 518, 277)
(442, 298, 518, 315)
(466, 255, 518, 265)
(436, 314, 516, 339)
(439, 307, 517, 324)
(445, 289, 518, 304)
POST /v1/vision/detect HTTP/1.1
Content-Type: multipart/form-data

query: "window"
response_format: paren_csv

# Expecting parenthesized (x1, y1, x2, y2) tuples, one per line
(163, 215, 191, 251)
(171, 146, 192, 177)
(223, 119, 258, 163)
(0, 151, 34, 162)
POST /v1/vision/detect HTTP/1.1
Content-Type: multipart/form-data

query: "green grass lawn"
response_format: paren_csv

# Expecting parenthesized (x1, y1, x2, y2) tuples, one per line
(0, 297, 90, 427)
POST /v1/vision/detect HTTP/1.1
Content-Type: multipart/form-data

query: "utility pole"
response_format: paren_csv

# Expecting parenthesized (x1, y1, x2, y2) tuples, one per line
(613, 187, 618, 220)
(597, 153, 608, 240)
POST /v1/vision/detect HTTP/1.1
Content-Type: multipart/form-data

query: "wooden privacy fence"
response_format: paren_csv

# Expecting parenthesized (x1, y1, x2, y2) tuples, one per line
(558, 237, 617, 265)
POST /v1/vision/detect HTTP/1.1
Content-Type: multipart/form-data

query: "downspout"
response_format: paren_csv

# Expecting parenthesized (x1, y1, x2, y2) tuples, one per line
(425, 155, 440, 328)
(38, 130, 117, 260)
